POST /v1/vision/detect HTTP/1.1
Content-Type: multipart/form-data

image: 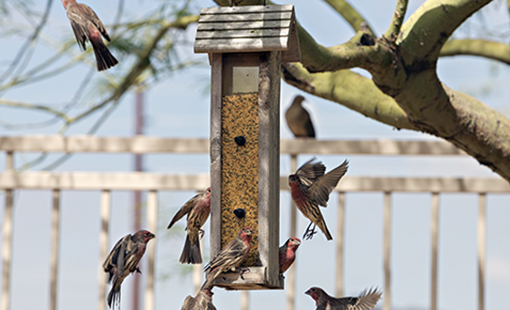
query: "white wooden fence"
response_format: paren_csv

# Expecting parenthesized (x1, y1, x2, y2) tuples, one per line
(1, 135, 509, 310)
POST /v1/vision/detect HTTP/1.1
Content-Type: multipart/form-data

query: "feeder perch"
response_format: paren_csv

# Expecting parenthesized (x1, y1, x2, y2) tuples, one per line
(194, 4, 301, 290)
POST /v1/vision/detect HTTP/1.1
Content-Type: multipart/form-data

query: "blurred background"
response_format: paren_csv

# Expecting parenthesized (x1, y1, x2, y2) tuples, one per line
(0, 0, 510, 309)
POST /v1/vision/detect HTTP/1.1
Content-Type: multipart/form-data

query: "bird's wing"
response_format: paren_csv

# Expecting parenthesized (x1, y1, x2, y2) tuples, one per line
(204, 238, 246, 272)
(79, 4, 110, 41)
(304, 113, 316, 138)
(296, 158, 326, 186)
(310, 160, 348, 207)
(167, 193, 199, 229)
(335, 288, 381, 310)
(350, 288, 382, 310)
(66, 7, 88, 49)
(103, 234, 130, 272)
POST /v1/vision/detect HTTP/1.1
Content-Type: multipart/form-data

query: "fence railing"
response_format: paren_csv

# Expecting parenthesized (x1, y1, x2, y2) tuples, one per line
(1, 135, 508, 310)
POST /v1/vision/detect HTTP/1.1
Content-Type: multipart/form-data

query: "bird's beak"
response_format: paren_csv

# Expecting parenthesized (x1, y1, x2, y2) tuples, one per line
(149, 233, 155, 239)
(304, 289, 311, 295)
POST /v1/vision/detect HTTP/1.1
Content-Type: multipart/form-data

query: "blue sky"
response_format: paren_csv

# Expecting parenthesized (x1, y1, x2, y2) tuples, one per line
(1, 0, 510, 310)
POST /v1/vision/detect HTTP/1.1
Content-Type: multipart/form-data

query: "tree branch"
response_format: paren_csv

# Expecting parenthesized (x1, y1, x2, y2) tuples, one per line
(322, 0, 375, 34)
(384, 0, 408, 42)
(440, 39, 510, 65)
(0, 99, 72, 123)
(282, 62, 414, 130)
(0, 0, 53, 83)
(398, 0, 492, 63)
(68, 14, 199, 125)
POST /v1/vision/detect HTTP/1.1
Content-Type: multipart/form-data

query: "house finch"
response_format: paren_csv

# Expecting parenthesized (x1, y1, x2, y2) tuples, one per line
(305, 287, 382, 310)
(61, 0, 118, 71)
(279, 237, 301, 274)
(103, 230, 155, 308)
(201, 227, 253, 289)
(289, 158, 349, 240)
(167, 188, 211, 264)
(285, 95, 316, 138)
(180, 288, 217, 310)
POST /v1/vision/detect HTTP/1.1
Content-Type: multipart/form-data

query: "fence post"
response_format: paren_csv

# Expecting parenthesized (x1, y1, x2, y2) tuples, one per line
(98, 190, 111, 310)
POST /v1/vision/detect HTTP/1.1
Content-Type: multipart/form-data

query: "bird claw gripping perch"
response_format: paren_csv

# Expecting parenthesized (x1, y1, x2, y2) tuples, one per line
(239, 268, 250, 280)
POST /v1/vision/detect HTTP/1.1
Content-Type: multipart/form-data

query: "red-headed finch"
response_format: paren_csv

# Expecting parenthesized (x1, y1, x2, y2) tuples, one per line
(279, 237, 301, 274)
(181, 288, 217, 310)
(201, 227, 253, 289)
(305, 287, 382, 310)
(103, 230, 155, 308)
(285, 95, 316, 138)
(61, 0, 118, 71)
(167, 188, 211, 264)
(289, 158, 348, 240)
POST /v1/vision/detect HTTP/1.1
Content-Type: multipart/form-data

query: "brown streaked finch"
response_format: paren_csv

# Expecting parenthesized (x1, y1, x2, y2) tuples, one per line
(289, 158, 349, 240)
(305, 287, 382, 310)
(285, 95, 316, 138)
(279, 237, 301, 274)
(201, 227, 253, 289)
(180, 288, 217, 310)
(61, 0, 118, 71)
(167, 188, 211, 264)
(103, 230, 155, 308)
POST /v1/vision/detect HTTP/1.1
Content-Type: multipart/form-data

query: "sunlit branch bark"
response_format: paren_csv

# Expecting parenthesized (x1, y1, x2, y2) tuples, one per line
(440, 39, 510, 65)
(282, 63, 413, 130)
(322, 0, 375, 34)
(384, 0, 408, 42)
(398, 0, 492, 63)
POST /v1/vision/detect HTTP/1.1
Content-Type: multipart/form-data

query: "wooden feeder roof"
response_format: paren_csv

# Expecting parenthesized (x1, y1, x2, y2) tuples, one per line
(194, 5, 301, 62)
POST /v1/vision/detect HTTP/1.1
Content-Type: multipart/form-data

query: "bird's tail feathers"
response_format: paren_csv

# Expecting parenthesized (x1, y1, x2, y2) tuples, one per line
(180, 235, 202, 264)
(315, 213, 333, 240)
(107, 287, 120, 309)
(90, 38, 118, 71)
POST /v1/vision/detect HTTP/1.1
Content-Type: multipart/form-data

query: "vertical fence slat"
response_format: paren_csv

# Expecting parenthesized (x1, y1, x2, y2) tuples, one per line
(383, 192, 392, 310)
(286, 154, 298, 310)
(98, 190, 111, 310)
(478, 193, 486, 310)
(240, 291, 249, 310)
(430, 193, 439, 310)
(50, 190, 61, 310)
(144, 190, 157, 310)
(335, 192, 345, 297)
(1, 151, 14, 310)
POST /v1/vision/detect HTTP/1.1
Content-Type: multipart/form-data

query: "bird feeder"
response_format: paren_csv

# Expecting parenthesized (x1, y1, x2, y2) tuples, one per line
(194, 4, 300, 290)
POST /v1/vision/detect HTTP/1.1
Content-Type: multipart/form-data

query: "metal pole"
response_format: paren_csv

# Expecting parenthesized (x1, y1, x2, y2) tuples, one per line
(133, 90, 144, 310)
(383, 192, 392, 310)
(430, 193, 439, 310)
(49, 190, 61, 310)
(335, 192, 345, 297)
(286, 154, 298, 310)
(1, 152, 14, 310)
(477, 193, 486, 310)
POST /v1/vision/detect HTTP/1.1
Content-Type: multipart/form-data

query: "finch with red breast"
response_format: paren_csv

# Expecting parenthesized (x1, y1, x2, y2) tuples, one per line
(305, 287, 382, 310)
(61, 0, 118, 71)
(289, 158, 349, 240)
